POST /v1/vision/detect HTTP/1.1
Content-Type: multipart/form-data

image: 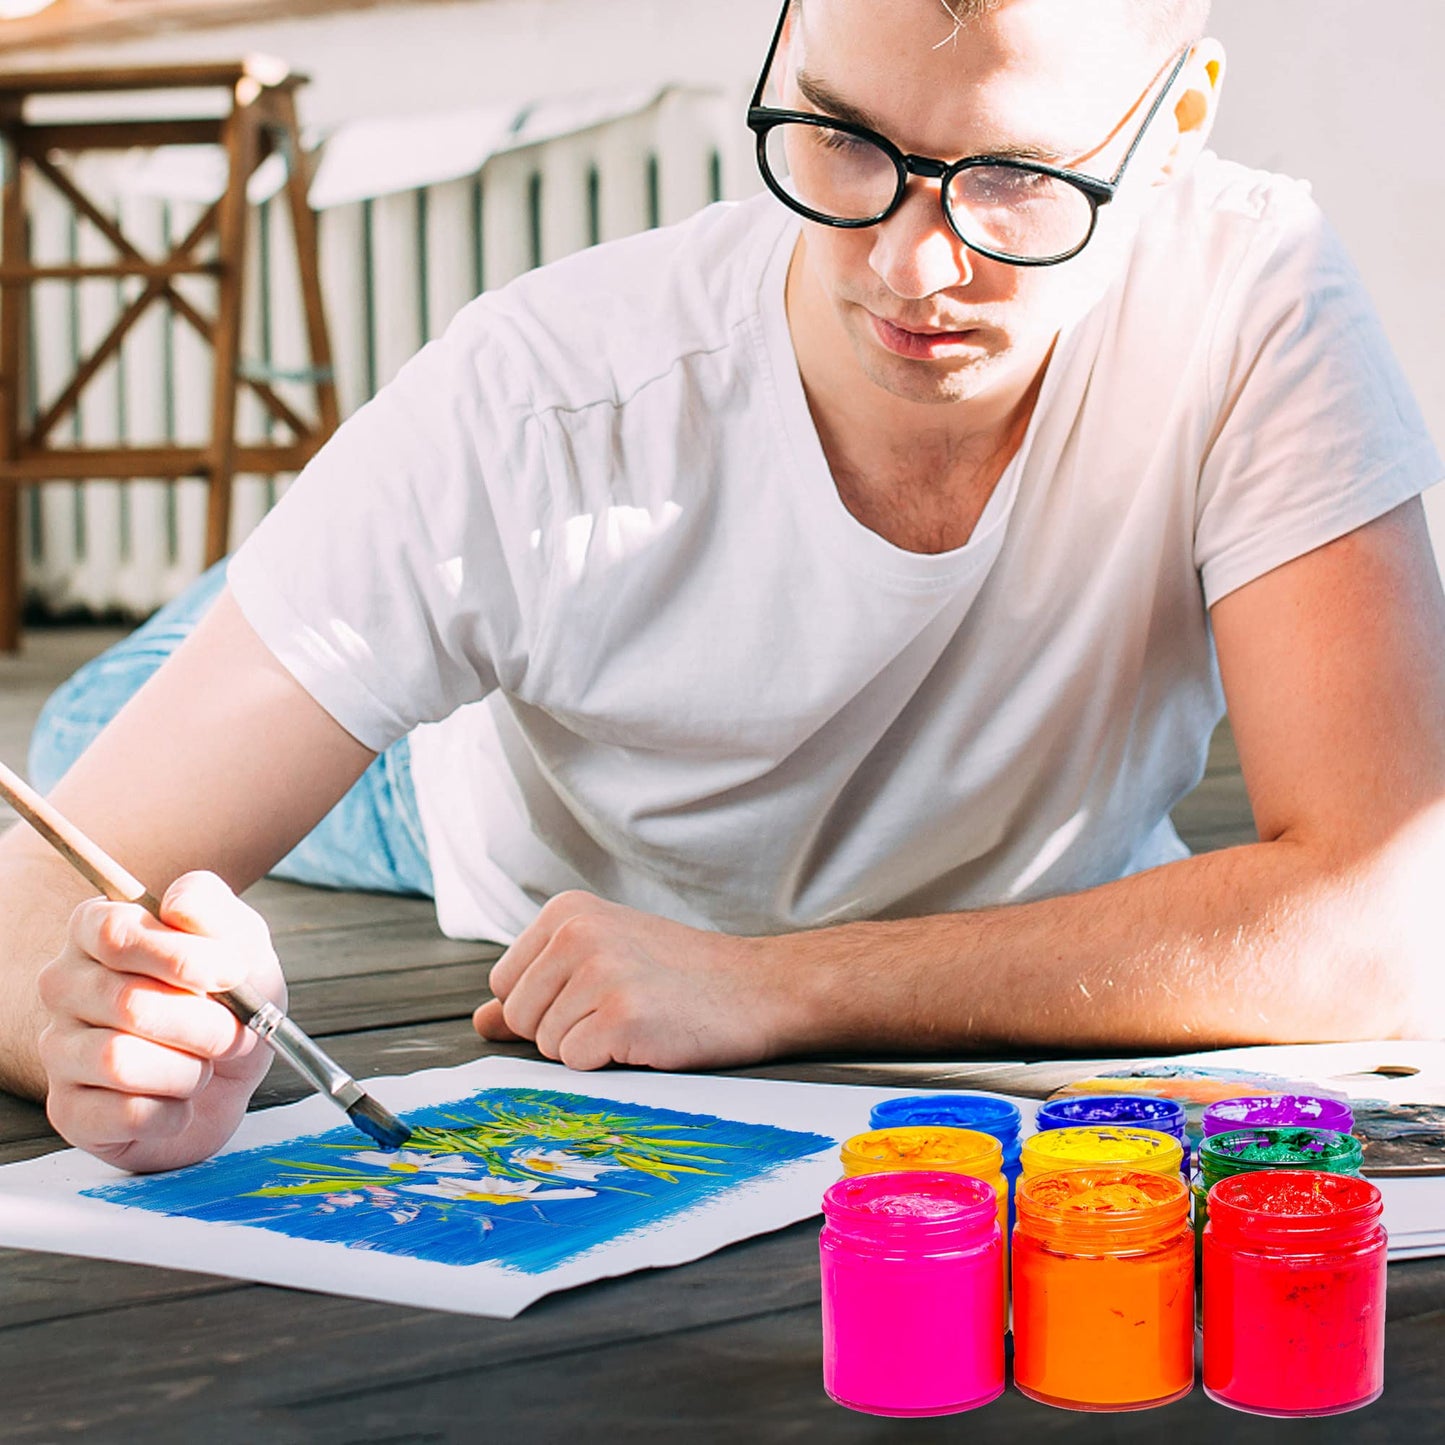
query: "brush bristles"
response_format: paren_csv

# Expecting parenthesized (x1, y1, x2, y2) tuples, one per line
(347, 1093, 412, 1149)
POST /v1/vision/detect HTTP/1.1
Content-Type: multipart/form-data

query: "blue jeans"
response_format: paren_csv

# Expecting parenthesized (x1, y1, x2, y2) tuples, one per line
(27, 562, 435, 897)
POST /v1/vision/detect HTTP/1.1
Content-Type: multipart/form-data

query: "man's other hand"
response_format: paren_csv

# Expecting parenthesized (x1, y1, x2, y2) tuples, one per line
(37, 871, 282, 1172)
(473, 892, 801, 1071)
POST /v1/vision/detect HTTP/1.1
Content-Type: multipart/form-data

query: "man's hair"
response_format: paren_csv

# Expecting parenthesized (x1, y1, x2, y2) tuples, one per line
(793, 0, 1212, 58)
(931, 0, 1211, 54)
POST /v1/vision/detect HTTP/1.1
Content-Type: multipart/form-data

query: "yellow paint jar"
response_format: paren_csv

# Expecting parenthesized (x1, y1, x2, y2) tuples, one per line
(1020, 1125, 1184, 1181)
(840, 1126, 1007, 1234)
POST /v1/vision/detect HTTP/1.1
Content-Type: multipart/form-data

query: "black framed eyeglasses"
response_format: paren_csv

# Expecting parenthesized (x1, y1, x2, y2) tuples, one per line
(746, 1, 1190, 267)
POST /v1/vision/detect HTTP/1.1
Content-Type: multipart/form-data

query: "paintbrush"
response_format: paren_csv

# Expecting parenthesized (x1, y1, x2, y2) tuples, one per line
(0, 758, 411, 1149)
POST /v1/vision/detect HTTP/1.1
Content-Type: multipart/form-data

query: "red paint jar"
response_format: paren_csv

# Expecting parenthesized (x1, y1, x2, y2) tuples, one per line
(1202, 1170, 1387, 1417)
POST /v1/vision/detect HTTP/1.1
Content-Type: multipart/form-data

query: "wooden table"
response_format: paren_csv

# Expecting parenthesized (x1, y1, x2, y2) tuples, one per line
(2, 875, 1442, 1444)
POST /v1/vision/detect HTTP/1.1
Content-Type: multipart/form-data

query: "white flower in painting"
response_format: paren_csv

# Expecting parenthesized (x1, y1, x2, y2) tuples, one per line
(347, 1149, 477, 1175)
(400, 1175, 597, 1206)
(389, 1206, 422, 1225)
(327, 1192, 366, 1208)
(511, 1147, 621, 1182)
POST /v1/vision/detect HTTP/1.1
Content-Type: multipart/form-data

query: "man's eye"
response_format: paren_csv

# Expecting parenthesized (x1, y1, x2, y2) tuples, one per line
(815, 128, 872, 156)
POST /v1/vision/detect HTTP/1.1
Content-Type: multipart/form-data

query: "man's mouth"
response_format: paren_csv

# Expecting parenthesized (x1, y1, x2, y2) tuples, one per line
(868, 312, 982, 360)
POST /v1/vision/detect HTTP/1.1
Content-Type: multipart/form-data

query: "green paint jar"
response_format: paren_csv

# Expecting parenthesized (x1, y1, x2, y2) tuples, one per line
(1193, 1127, 1364, 1260)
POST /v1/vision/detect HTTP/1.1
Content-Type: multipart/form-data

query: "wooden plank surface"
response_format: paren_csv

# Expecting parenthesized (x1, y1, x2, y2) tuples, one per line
(2, 629, 1438, 1444)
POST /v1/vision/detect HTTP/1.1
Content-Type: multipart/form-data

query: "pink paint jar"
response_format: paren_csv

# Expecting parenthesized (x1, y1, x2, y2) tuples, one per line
(820, 1170, 1005, 1416)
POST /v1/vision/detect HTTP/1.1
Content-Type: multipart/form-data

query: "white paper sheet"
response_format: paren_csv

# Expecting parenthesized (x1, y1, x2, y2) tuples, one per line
(0, 1059, 960, 1319)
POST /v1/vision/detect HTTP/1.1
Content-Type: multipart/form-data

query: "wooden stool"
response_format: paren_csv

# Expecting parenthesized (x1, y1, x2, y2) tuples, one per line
(0, 60, 340, 651)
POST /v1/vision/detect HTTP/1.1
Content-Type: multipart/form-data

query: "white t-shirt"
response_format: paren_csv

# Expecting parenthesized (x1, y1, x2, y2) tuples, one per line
(229, 153, 1441, 944)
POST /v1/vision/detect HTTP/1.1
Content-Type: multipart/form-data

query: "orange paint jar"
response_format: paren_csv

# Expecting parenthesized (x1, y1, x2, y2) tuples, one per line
(1012, 1168, 1195, 1411)
(840, 1127, 1007, 1235)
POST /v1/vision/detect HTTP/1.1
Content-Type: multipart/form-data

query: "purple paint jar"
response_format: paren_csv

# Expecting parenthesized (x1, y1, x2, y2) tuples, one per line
(1202, 1095, 1355, 1139)
(820, 1170, 1005, 1417)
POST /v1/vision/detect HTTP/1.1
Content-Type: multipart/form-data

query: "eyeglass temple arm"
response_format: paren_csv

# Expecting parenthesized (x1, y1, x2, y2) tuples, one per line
(750, 0, 794, 111)
(1106, 46, 1194, 189)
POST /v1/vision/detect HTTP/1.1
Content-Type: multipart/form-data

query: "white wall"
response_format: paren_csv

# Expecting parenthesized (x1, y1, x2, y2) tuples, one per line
(17, 0, 782, 128)
(1199, 0, 1445, 569)
(22, 0, 1445, 567)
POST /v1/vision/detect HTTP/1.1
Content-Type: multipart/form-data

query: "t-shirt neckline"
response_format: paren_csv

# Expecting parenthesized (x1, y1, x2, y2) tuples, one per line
(754, 212, 1071, 590)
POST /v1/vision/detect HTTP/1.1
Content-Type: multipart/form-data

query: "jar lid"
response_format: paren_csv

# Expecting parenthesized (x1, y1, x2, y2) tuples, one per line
(840, 1125, 1004, 1175)
(1199, 1126, 1363, 1180)
(1207, 1169, 1383, 1247)
(823, 1170, 1000, 1240)
(1016, 1167, 1190, 1247)
(1202, 1094, 1355, 1137)
(869, 1093, 1021, 1137)
(1036, 1095, 1186, 1135)
(1020, 1124, 1184, 1176)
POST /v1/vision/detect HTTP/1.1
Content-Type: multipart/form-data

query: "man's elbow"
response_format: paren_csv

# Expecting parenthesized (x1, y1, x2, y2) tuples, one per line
(1336, 805, 1445, 1039)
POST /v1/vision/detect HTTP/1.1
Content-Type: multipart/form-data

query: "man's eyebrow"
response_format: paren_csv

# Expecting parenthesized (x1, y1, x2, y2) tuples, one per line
(792, 68, 1068, 165)
(794, 70, 887, 133)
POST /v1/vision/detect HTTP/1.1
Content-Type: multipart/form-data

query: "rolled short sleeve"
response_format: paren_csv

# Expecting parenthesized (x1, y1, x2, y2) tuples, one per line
(227, 302, 551, 753)
(1194, 203, 1442, 607)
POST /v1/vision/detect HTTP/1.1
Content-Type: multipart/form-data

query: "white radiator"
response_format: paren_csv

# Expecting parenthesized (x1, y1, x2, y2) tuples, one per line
(16, 86, 745, 618)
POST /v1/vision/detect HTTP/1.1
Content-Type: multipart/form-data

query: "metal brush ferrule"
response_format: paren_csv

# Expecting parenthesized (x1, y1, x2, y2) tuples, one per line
(221, 984, 364, 1110)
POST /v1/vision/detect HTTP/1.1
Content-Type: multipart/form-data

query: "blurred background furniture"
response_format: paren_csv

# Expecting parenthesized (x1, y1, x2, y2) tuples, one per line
(0, 59, 338, 651)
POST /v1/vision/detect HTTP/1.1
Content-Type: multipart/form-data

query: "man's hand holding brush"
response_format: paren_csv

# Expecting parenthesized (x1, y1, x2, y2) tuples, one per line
(37, 871, 283, 1174)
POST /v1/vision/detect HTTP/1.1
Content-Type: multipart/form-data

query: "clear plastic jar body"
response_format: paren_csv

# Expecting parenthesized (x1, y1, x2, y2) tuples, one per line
(1202, 1171, 1386, 1417)
(1011, 1169, 1194, 1411)
(820, 1171, 1005, 1417)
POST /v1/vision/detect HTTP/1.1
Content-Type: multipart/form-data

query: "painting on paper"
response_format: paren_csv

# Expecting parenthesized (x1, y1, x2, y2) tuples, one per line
(87, 1087, 832, 1273)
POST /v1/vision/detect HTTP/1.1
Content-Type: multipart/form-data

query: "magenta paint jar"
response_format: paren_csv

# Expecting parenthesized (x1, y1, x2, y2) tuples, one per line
(1201, 1094, 1355, 1138)
(820, 1170, 1005, 1417)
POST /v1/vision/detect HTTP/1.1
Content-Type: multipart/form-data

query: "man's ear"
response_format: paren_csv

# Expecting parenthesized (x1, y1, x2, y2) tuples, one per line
(1158, 39, 1227, 182)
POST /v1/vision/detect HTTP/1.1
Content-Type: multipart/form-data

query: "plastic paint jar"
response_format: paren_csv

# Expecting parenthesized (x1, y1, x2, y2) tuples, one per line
(820, 1170, 1006, 1417)
(840, 1126, 1007, 1235)
(1193, 1127, 1363, 1241)
(1202, 1170, 1387, 1416)
(1012, 1168, 1195, 1411)
(1201, 1094, 1355, 1138)
(1019, 1124, 1184, 1182)
(1035, 1095, 1190, 1177)
(869, 1094, 1022, 1201)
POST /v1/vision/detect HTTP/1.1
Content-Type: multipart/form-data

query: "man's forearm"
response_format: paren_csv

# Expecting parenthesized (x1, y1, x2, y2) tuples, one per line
(769, 827, 1442, 1055)
(0, 828, 96, 1099)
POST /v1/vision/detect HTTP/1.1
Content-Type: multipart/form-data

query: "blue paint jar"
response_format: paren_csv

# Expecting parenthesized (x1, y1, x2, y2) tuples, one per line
(1036, 1095, 1191, 1177)
(869, 1095, 1023, 1224)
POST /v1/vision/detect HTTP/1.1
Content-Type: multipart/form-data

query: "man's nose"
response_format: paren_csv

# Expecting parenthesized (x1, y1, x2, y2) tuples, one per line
(868, 182, 975, 299)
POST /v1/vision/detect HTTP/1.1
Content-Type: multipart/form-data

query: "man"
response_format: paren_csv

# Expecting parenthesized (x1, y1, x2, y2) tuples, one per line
(2, 0, 1443, 1174)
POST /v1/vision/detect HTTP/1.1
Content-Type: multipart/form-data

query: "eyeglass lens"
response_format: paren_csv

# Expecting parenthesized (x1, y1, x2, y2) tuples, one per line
(763, 121, 1096, 261)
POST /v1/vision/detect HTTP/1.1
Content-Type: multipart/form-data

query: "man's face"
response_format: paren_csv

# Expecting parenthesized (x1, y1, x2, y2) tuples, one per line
(780, 0, 1182, 408)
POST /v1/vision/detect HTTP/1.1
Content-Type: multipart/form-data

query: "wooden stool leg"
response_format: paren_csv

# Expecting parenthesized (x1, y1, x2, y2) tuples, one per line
(0, 126, 26, 653)
(0, 492, 17, 655)
(204, 96, 260, 567)
(274, 89, 339, 438)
